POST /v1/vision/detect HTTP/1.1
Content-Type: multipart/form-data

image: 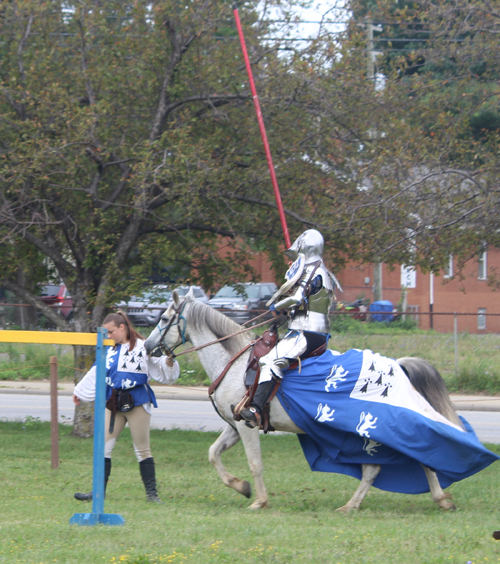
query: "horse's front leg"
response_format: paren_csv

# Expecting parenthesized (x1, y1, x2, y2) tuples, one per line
(237, 422, 268, 509)
(422, 465, 456, 510)
(335, 464, 381, 513)
(208, 424, 252, 499)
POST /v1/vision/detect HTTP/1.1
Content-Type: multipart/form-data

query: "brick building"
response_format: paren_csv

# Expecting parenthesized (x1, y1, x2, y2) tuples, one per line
(249, 247, 500, 334)
(328, 250, 500, 333)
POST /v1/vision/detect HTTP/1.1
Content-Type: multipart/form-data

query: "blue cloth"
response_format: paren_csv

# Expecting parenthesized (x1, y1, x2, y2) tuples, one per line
(369, 301, 394, 322)
(277, 349, 499, 494)
(104, 344, 157, 408)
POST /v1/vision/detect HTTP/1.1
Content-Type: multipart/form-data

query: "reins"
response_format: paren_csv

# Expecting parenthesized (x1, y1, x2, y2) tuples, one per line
(171, 315, 274, 358)
(153, 301, 281, 359)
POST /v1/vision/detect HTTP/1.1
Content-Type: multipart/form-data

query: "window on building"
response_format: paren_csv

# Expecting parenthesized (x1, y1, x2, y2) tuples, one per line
(478, 308, 487, 330)
(478, 250, 487, 280)
(444, 255, 453, 278)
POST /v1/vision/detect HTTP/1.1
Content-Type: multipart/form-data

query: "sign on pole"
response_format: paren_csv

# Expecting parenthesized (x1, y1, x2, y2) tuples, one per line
(401, 265, 416, 289)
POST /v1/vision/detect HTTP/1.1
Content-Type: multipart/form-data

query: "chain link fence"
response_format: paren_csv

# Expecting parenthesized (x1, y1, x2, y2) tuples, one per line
(0, 303, 56, 330)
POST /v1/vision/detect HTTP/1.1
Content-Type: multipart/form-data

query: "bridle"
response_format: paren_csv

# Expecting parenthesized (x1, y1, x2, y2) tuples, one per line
(152, 299, 188, 358)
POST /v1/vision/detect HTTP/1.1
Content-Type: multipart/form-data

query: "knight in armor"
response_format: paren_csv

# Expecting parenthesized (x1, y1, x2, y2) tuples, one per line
(240, 229, 341, 428)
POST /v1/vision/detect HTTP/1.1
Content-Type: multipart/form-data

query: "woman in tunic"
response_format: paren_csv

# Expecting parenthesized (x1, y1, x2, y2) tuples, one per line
(73, 311, 179, 503)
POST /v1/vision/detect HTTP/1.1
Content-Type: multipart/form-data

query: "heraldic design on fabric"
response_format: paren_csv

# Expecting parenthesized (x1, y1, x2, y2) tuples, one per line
(277, 348, 499, 494)
(104, 344, 156, 407)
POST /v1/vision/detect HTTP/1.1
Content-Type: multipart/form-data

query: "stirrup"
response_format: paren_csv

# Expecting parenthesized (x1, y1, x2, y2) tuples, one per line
(240, 406, 261, 429)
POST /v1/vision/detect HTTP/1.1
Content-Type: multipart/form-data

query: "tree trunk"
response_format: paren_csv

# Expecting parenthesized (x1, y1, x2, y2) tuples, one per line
(71, 343, 96, 438)
(373, 262, 383, 302)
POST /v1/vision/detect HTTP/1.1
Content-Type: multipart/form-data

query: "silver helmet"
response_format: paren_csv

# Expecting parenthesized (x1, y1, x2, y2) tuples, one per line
(284, 229, 324, 262)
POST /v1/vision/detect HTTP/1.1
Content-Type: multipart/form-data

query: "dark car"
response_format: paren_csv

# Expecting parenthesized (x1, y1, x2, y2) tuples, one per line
(207, 282, 277, 325)
(122, 285, 209, 327)
(40, 283, 73, 320)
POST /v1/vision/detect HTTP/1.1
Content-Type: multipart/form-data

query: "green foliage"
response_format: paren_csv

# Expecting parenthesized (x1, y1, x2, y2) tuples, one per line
(3, 0, 500, 340)
(447, 360, 500, 394)
(0, 343, 74, 381)
(176, 354, 211, 387)
(0, 422, 499, 564)
(330, 316, 420, 334)
(0, 0, 316, 332)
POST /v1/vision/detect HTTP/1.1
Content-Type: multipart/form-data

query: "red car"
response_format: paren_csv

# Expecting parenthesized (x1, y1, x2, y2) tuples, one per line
(40, 283, 73, 320)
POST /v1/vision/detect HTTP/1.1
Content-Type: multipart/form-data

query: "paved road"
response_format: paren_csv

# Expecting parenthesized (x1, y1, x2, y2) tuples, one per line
(2, 394, 500, 443)
(1, 394, 227, 432)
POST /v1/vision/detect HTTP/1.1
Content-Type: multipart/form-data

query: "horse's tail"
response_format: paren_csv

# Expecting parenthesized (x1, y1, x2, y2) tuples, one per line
(397, 357, 464, 429)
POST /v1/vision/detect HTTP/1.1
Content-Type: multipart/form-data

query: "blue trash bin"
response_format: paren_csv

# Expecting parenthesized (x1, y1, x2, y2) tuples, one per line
(369, 300, 394, 323)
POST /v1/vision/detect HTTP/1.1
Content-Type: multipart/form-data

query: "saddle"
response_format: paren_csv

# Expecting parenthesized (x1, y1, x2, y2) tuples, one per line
(208, 327, 328, 433)
(231, 328, 279, 433)
(232, 331, 328, 433)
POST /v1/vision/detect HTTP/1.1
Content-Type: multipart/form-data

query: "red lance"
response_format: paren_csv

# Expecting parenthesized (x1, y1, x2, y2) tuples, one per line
(233, 5, 292, 249)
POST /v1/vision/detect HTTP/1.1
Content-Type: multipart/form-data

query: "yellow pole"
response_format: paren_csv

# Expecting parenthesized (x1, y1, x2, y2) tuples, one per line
(0, 330, 114, 346)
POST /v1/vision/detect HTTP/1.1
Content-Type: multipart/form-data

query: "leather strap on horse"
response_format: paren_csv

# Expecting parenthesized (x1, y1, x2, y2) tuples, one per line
(231, 327, 278, 411)
(232, 377, 280, 434)
(208, 340, 256, 397)
(288, 341, 328, 371)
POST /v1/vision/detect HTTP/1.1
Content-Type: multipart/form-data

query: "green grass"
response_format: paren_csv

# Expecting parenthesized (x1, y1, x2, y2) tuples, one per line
(0, 421, 499, 564)
(1, 321, 500, 393)
(328, 319, 500, 394)
(0, 343, 75, 381)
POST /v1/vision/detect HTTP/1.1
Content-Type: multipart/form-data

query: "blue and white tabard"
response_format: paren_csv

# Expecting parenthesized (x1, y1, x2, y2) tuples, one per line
(277, 348, 499, 494)
(105, 343, 157, 407)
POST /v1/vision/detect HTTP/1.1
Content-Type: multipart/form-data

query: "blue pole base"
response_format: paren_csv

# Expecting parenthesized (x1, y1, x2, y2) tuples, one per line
(69, 512, 125, 526)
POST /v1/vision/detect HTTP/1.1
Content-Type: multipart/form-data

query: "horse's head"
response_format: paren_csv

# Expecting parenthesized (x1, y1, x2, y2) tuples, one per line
(144, 287, 195, 356)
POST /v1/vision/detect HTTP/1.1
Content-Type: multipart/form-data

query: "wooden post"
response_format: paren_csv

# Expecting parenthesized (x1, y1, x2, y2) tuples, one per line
(50, 356, 59, 470)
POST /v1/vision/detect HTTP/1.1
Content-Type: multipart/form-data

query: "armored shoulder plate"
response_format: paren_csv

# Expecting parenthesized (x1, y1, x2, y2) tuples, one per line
(266, 254, 305, 307)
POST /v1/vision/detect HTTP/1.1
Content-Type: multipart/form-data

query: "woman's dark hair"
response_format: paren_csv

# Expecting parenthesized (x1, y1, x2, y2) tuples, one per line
(103, 311, 143, 351)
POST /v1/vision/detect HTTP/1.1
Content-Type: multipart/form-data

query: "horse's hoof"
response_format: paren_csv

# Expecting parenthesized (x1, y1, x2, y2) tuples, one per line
(234, 480, 252, 498)
(227, 477, 252, 499)
(249, 500, 268, 509)
(335, 504, 356, 514)
(437, 498, 456, 511)
(241, 481, 252, 499)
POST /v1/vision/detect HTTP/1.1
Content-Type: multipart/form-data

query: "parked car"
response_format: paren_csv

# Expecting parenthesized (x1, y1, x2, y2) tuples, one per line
(122, 285, 209, 327)
(336, 299, 369, 321)
(207, 282, 277, 325)
(40, 283, 73, 320)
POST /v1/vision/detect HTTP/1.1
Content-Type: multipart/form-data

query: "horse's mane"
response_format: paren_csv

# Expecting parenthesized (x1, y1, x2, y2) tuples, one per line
(186, 299, 254, 355)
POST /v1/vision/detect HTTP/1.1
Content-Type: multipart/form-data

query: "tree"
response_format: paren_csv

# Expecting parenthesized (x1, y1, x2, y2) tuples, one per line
(317, 0, 500, 276)
(0, 0, 353, 435)
(4, 0, 500, 437)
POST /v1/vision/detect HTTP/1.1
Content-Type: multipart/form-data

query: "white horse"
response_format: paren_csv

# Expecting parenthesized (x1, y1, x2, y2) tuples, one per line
(144, 290, 459, 512)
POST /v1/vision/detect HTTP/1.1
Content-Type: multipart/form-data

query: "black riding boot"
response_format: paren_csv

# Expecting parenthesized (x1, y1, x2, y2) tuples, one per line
(74, 457, 111, 501)
(139, 457, 163, 503)
(240, 379, 278, 429)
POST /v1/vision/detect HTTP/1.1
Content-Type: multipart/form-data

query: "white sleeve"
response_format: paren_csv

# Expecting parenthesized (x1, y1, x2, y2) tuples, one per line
(73, 365, 97, 402)
(147, 355, 180, 385)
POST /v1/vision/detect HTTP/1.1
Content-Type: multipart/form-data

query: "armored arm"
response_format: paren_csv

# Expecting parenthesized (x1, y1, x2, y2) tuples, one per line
(273, 282, 308, 312)
(274, 272, 323, 312)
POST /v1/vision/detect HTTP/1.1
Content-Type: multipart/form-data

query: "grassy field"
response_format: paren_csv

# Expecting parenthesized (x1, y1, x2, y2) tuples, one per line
(0, 320, 500, 394)
(0, 420, 499, 564)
